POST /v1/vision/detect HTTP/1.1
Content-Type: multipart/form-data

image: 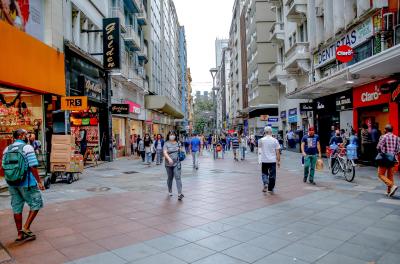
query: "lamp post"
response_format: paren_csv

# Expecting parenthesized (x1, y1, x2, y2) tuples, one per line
(210, 68, 218, 133)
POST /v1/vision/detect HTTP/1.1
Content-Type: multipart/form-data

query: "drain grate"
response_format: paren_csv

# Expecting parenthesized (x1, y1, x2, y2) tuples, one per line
(123, 171, 139, 174)
(86, 187, 111, 192)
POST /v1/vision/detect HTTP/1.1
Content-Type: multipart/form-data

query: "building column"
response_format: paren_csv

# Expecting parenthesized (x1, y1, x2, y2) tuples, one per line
(80, 18, 88, 52)
(72, 10, 80, 46)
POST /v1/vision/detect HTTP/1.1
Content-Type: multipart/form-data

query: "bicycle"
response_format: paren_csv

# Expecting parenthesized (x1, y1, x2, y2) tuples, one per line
(331, 146, 356, 182)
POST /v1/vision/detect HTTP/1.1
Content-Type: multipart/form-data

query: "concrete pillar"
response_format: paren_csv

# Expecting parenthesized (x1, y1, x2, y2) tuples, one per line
(315, 0, 324, 47)
(323, 0, 334, 42)
(88, 24, 95, 53)
(81, 18, 88, 52)
(333, 0, 345, 34)
(307, 0, 317, 50)
(344, 0, 357, 28)
(73, 10, 80, 46)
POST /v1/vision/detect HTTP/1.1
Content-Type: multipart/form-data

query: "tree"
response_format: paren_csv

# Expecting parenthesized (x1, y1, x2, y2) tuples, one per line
(193, 99, 214, 134)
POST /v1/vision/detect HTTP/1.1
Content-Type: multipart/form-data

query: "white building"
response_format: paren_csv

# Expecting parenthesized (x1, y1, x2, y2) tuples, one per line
(215, 38, 229, 67)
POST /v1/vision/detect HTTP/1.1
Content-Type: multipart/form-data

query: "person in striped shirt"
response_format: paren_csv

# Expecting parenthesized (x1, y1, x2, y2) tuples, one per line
(231, 133, 240, 161)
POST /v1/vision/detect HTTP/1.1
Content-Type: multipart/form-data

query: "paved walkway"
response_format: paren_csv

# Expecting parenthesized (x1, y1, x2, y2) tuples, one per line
(0, 150, 399, 263)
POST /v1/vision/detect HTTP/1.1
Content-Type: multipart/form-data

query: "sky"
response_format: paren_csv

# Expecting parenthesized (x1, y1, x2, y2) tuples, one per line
(173, 0, 233, 93)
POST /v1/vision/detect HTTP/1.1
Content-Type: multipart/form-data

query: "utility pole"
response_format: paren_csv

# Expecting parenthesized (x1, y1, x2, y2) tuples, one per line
(210, 68, 218, 134)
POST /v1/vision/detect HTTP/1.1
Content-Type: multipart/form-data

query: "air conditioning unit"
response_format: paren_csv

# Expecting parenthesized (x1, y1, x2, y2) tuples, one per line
(383, 12, 394, 31)
(316, 7, 324, 17)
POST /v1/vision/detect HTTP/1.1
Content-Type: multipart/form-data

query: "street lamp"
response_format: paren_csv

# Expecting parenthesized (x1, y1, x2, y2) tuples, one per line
(210, 68, 218, 133)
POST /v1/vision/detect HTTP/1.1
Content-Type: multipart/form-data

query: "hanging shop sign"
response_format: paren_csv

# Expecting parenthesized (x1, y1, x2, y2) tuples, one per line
(125, 100, 142, 114)
(288, 108, 297, 116)
(103, 18, 121, 70)
(280, 111, 287, 120)
(314, 18, 373, 68)
(111, 104, 129, 115)
(392, 84, 400, 102)
(300, 103, 314, 112)
(78, 76, 102, 101)
(336, 94, 353, 111)
(61, 96, 88, 111)
(336, 45, 354, 63)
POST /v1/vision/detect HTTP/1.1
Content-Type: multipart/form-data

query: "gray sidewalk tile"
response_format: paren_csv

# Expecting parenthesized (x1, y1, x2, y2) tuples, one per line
(247, 235, 292, 251)
(72, 252, 127, 264)
(362, 226, 400, 240)
(129, 253, 187, 264)
(144, 235, 189, 251)
(219, 227, 262, 242)
(166, 243, 215, 263)
(378, 252, 400, 264)
(302, 215, 336, 226)
(268, 227, 309, 242)
(197, 222, 235, 234)
(240, 221, 278, 234)
(191, 253, 247, 264)
(298, 234, 344, 251)
(314, 227, 357, 241)
(315, 253, 366, 264)
(333, 242, 384, 262)
(172, 228, 214, 242)
(348, 233, 397, 250)
(222, 243, 271, 263)
(112, 243, 161, 262)
(254, 253, 310, 264)
(284, 221, 324, 234)
(195, 235, 241, 251)
(278, 243, 329, 263)
(218, 216, 253, 227)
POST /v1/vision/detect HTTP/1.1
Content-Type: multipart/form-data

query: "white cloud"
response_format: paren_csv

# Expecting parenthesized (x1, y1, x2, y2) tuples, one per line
(173, 0, 233, 93)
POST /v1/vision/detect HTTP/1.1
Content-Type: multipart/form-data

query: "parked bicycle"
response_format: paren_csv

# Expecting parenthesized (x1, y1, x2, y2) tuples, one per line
(329, 145, 356, 182)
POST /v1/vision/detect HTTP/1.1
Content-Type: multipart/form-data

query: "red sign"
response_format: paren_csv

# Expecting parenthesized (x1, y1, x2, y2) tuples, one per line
(336, 45, 354, 63)
(392, 84, 400, 102)
(353, 80, 391, 108)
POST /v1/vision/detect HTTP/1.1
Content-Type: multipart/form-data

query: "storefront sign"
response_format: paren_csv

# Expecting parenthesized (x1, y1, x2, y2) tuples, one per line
(314, 18, 373, 68)
(124, 100, 141, 114)
(79, 76, 102, 101)
(288, 116, 298, 123)
(288, 108, 297, 116)
(111, 104, 129, 115)
(268, 117, 279, 122)
(353, 80, 391, 108)
(280, 111, 287, 119)
(336, 45, 354, 63)
(315, 101, 325, 110)
(260, 115, 269, 121)
(103, 18, 121, 70)
(61, 96, 88, 111)
(392, 84, 400, 102)
(300, 103, 314, 111)
(336, 94, 353, 111)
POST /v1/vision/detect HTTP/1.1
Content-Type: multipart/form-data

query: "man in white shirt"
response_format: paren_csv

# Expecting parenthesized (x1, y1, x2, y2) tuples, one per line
(258, 126, 281, 193)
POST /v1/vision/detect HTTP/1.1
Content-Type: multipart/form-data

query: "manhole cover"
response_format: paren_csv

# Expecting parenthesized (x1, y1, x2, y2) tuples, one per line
(86, 187, 111, 192)
(123, 171, 139, 174)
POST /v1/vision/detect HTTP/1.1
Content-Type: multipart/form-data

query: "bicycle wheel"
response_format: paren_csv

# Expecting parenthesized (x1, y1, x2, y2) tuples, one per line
(344, 160, 355, 182)
(331, 159, 340, 175)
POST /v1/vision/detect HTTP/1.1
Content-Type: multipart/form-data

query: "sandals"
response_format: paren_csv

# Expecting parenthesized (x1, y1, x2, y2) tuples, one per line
(15, 229, 36, 242)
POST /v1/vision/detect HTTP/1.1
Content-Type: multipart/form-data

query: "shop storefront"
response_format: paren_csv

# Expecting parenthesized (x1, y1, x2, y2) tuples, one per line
(288, 108, 298, 131)
(65, 44, 111, 162)
(0, 21, 65, 177)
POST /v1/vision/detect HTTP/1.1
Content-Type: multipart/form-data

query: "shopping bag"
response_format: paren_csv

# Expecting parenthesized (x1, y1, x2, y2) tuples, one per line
(316, 158, 324, 171)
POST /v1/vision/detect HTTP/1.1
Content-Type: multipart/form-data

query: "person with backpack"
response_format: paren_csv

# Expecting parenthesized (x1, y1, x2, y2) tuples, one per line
(2, 129, 45, 242)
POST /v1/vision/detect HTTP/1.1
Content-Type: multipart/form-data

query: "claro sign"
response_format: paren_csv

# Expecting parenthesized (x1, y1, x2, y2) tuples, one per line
(314, 18, 373, 68)
(353, 80, 391, 108)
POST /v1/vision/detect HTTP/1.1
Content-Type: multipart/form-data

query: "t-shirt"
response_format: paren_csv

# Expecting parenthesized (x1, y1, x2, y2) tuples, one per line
(191, 137, 201, 152)
(302, 134, 320, 155)
(258, 136, 280, 163)
(231, 137, 239, 149)
(163, 141, 180, 167)
(2, 140, 38, 187)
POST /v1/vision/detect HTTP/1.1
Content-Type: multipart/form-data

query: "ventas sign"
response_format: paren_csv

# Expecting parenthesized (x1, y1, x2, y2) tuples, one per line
(103, 18, 121, 70)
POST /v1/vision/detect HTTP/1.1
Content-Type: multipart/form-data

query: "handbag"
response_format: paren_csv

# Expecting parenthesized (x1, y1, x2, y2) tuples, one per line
(178, 151, 186, 161)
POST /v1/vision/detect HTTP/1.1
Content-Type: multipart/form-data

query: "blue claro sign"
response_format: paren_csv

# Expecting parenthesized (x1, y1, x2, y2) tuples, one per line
(314, 18, 373, 68)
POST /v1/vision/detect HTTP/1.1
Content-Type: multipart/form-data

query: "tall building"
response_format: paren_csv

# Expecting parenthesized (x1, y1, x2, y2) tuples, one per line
(216, 47, 231, 133)
(215, 38, 229, 67)
(186, 68, 194, 132)
(179, 26, 188, 127)
(145, 0, 184, 135)
(245, 0, 279, 136)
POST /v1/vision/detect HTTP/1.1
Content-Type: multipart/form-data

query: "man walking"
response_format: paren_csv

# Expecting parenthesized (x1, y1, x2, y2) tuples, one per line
(258, 127, 280, 193)
(301, 127, 321, 185)
(231, 133, 240, 161)
(377, 124, 399, 197)
(2, 129, 45, 242)
(190, 133, 201, 170)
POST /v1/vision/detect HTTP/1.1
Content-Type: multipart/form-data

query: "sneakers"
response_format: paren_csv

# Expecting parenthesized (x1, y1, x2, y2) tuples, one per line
(389, 185, 398, 197)
(169, 192, 173, 197)
(262, 185, 268, 192)
(303, 177, 307, 183)
(309, 181, 316, 185)
(178, 194, 184, 201)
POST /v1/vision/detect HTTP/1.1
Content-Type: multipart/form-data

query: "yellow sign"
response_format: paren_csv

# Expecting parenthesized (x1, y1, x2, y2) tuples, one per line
(61, 96, 88, 111)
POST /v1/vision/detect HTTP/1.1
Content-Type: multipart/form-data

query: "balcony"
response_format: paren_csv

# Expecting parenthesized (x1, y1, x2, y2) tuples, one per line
(286, 0, 307, 22)
(136, 3, 148, 25)
(129, 69, 145, 88)
(110, 7, 126, 31)
(138, 44, 148, 62)
(269, 22, 284, 43)
(269, 63, 287, 84)
(284, 42, 310, 72)
(123, 25, 141, 51)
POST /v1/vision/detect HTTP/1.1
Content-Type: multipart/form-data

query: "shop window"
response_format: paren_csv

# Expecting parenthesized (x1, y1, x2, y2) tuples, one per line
(348, 40, 372, 66)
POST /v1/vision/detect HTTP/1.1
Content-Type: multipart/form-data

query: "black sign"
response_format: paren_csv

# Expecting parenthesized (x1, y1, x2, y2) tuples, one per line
(288, 108, 297, 116)
(78, 76, 102, 101)
(315, 101, 325, 110)
(103, 18, 121, 70)
(300, 103, 314, 111)
(280, 111, 287, 119)
(335, 94, 353, 111)
(392, 84, 400, 102)
(111, 104, 129, 115)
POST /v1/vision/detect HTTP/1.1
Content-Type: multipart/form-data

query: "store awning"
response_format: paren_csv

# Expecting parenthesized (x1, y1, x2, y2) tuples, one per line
(145, 95, 184, 119)
(287, 44, 400, 99)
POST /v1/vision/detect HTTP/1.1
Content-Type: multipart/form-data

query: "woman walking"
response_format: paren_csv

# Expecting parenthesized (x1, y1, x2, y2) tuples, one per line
(163, 131, 184, 201)
(144, 133, 153, 165)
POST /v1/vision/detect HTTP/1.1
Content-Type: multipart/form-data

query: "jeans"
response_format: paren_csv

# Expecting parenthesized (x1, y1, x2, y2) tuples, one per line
(378, 166, 395, 193)
(261, 163, 276, 191)
(166, 163, 182, 194)
(156, 149, 163, 164)
(304, 155, 317, 182)
(146, 152, 152, 164)
(192, 151, 199, 168)
(241, 147, 246, 160)
(140, 151, 145, 162)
